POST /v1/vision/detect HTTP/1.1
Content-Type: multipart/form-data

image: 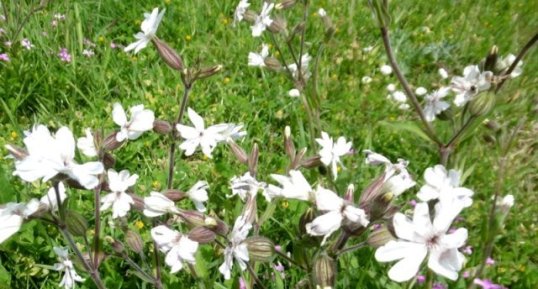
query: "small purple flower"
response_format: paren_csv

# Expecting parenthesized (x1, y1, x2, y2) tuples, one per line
(474, 278, 507, 289)
(416, 275, 426, 284)
(51, 19, 58, 27)
(54, 13, 66, 20)
(463, 271, 470, 278)
(21, 38, 33, 50)
(274, 261, 285, 272)
(486, 257, 495, 266)
(409, 199, 417, 207)
(432, 282, 446, 289)
(463, 245, 473, 255)
(372, 223, 382, 231)
(274, 245, 282, 252)
(239, 277, 247, 289)
(82, 49, 94, 57)
(0, 53, 10, 62)
(58, 48, 71, 62)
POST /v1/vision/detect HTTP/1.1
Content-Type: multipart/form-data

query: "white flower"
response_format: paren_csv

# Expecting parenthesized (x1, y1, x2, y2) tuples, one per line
(415, 87, 427, 96)
(498, 194, 514, 208)
(221, 123, 247, 141)
(316, 132, 352, 180)
(248, 44, 269, 67)
(151, 226, 198, 273)
(363, 46, 373, 53)
(82, 49, 94, 57)
(375, 203, 467, 282)
(423, 87, 451, 122)
(100, 169, 137, 218)
(176, 108, 229, 158)
(143, 192, 180, 217)
(21, 38, 34, 50)
(12, 125, 104, 189)
(40, 182, 67, 212)
(380, 64, 393, 75)
(496, 54, 523, 78)
(233, 0, 250, 25)
(417, 165, 474, 208)
(288, 88, 300, 98)
(0, 199, 39, 244)
(287, 53, 312, 80)
(318, 8, 327, 17)
(451, 65, 492, 107)
(363, 150, 416, 196)
(387, 90, 410, 110)
(77, 128, 97, 157)
(113, 103, 155, 142)
(265, 170, 313, 201)
(251, 2, 274, 37)
(124, 8, 165, 53)
(306, 186, 369, 244)
(187, 181, 209, 212)
(386, 83, 396, 92)
(438, 68, 448, 79)
(219, 215, 252, 279)
(230, 172, 266, 201)
(361, 76, 372, 84)
(53, 247, 85, 289)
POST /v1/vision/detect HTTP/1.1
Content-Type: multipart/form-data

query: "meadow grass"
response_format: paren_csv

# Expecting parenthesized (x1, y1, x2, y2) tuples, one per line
(0, 0, 536, 288)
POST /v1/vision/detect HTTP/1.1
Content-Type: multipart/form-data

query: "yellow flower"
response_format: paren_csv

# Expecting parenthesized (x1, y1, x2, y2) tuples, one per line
(281, 200, 289, 209)
(185, 35, 192, 41)
(10, 131, 18, 140)
(152, 180, 161, 191)
(98, 36, 105, 43)
(135, 220, 144, 229)
(223, 77, 231, 84)
(165, 0, 171, 4)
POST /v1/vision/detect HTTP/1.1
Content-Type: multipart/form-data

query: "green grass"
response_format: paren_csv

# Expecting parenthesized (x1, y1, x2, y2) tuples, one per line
(0, 0, 537, 288)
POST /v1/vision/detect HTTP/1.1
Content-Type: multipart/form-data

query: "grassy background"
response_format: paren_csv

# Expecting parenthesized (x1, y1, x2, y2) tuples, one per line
(0, 0, 536, 288)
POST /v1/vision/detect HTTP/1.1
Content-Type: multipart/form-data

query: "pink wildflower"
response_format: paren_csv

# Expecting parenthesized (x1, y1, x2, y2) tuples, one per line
(0, 53, 9, 62)
(58, 48, 71, 62)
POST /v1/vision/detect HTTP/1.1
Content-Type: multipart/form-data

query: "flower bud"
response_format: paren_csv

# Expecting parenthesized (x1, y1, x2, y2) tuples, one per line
(248, 143, 259, 177)
(300, 155, 322, 168)
(284, 126, 295, 157)
(103, 132, 123, 151)
(5, 144, 28, 160)
(126, 230, 144, 253)
(180, 210, 206, 228)
(103, 152, 115, 169)
(65, 210, 88, 237)
(129, 194, 145, 211)
(245, 236, 275, 262)
(313, 254, 336, 288)
(164, 189, 186, 202)
(469, 92, 496, 116)
(437, 106, 453, 121)
(152, 38, 184, 71)
(188, 226, 217, 244)
(244, 10, 257, 23)
(289, 147, 307, 170)
(344, 184, 355, 202)
(153, 119, 173, 134)
(196, 65, 223, 80)
(111, 240, 125, 253)
(268, 17, 287, 34)
(264, 57, 282, 71)
(484, 45, 498, 72)
(359, 173, 386, 206)
(275, 0, 296, 9)
(214, 218, 230, 236)
(484, 119, 501, 131)
(228, 140, 248, 164)
(367, 225, 395, 248)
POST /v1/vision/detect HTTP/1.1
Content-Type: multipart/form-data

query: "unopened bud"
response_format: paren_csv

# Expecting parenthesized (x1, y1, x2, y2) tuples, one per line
(484, 119, 501, 131)
(268, 17, 287, 34)
(313, 254, 336, 288)
(367, 225, 395, 248)
(164, 189, 186, 202)
(484, 45, 498, 72)
(153, 38, 184, 71)
(103, 152, 115, 169)
(228, 141, 248, 164)
(248, 143, 259, 177)
(126, 231, 144, 253)
(130, 194, 145, 210)
(5, 144, 28, 160)
(276, 0, 296, 9)
(344, 184, 354, 202)
(359, 173, 386, 206)
(111, 240, 124, 253)
(204, 216, 218, 228)
(197, 65, 222, 80)
(103, 132, 123, 151)
(264, 57, 282, 71)
(65, 210, 88, 237)
(299, 207, 316, 235)
(214, 219, 229, 236)
(469, 92, 496, 116)
(180, 210, 206, 228)
(437, 106, 453, 121)
(244, 10, 257, 23)
(153, 119, 173, 134)
(284, 126, 295, 157)
(300, 155, 322, 168)
(188, 226, 216, 244)
(245, 236, 275, 262)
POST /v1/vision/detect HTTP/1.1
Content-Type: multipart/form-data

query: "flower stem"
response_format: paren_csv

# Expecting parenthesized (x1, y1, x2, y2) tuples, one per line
(495, 33, 537, 93)
(167, 83, 192, 189)
(93, 172, 106, 269)
(335, 241, 367, 256)
(246, 262, 267, 289)
(275, 248, 307, 270)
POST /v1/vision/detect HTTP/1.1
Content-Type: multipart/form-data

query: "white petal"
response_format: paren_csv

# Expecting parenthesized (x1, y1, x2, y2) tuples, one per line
(187, 108, 205, 131)
(112, 103, 127, 126)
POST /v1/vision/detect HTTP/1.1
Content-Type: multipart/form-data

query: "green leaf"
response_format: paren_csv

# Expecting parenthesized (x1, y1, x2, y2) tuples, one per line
(379, 120, 433, 143)
(0, 264, 11, 289)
